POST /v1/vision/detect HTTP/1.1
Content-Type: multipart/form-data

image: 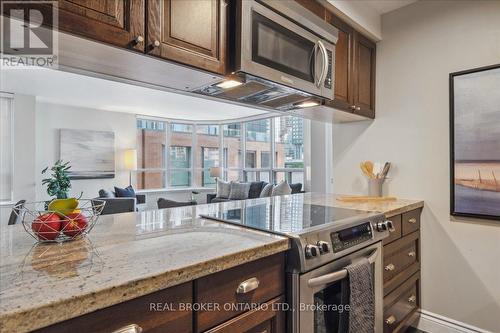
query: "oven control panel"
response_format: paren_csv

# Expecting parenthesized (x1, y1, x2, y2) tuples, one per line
(330, 222, 373, 253)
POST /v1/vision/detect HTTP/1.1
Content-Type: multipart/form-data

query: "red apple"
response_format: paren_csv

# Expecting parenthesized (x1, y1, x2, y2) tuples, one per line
(32, 213, 62, 240)
(61, 213, 88, 237)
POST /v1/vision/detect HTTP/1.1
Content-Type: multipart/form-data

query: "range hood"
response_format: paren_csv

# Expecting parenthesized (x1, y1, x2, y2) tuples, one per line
(191, 73, 368, 123)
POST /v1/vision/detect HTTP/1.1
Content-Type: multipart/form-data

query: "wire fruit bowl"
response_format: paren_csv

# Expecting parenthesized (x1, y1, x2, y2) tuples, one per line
(17, 199, 106, 243)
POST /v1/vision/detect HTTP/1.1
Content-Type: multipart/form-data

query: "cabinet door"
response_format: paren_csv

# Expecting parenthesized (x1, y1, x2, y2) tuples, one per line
(57, 0, 145, 51)
(325, 12, 354, 111)
(353, 32, 376, 118)
(205, 296, 285, 333)
(147, 0, 227, 74)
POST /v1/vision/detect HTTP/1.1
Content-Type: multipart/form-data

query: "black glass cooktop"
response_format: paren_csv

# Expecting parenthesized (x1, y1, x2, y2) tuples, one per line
(199, 196, 366, 235)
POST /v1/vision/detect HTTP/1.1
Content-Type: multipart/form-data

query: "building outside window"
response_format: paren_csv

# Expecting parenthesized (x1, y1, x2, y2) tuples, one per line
(245, 119, 272, 182)
(136, 116, 305, 190)
(0, 95, 13, 202)
(274, 116, 304, 184)
(136, 119, 167, 190)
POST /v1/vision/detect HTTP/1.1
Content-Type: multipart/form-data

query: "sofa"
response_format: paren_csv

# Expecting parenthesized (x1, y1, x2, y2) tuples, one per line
(96, 188, 146, 215)
(206, 181, 303, 204)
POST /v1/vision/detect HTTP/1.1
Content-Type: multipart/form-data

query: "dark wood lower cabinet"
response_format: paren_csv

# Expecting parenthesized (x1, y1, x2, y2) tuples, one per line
(34, 254, 286, 333)
(34, 282, 193, 333)
(205, 296, 285, 333)
(382, 208, 422, 333)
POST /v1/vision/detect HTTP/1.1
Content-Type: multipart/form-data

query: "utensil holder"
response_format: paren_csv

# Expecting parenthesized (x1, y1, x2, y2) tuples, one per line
(368, 178, 385, 197)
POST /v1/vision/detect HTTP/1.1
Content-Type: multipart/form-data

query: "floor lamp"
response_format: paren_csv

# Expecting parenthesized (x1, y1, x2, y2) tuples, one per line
(124, 149, 137, 187)
(209, 167, 222, 193)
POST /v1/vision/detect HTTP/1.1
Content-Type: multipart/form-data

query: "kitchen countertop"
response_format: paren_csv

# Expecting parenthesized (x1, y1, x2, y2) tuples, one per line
(0, 204, 289, 333)
(303, 193, 424, 217)
(0, 193, 422, 332)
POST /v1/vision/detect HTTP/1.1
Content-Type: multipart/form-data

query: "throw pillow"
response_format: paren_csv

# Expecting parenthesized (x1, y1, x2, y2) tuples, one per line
(114, 185, 136, 198)
(290, 183, 303, 194)
(259, 183, 273, 198)
(216, 179, 231, 198)
(228, 181, 251, 200)
(271, 181, 292, 197)
(248, 181, 265, 199)
(99, 189, 115, 198)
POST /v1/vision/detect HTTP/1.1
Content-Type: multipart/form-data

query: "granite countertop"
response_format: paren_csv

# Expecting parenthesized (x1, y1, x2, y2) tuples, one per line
(0, 193, 422, 332)
(0, 204, 289, 333)
(303, 193, 424, 217)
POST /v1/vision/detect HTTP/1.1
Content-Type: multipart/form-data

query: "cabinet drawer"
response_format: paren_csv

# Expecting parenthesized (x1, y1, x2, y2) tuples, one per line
(205, 295, 285, 333)
(383, 215, 402, 245)
(402, 209, 421, 236)
(383, 272, 420, 333)
(383, 232, 420, 295)
(34, 282, 193, 333)
(196, 253, 285, 332)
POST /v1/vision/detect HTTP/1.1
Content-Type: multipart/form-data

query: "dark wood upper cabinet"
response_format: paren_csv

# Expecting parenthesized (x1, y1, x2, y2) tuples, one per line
(57, 0, 145, 51)
(147, 0, 228, 74)
(294, 0, 326, 19)
(353, 32, 376, 118)
(325, 11, 354, 111)
(297, 1, 377, 119)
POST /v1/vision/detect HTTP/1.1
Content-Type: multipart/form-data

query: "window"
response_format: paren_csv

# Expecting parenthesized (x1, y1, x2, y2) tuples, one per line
(245, 119, 271, 182)
(274, 116, 304, 185)
(0, 95, 13, 202)
(223, 123, 242, 181)
(136, 116, 305, 190)
(196, 125, 219, 187)
(136, 119, 167, 190)
(169, 123, 193, 187)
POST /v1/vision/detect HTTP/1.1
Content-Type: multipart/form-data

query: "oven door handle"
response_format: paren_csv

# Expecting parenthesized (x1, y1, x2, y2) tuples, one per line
(307, 249, 379, 288)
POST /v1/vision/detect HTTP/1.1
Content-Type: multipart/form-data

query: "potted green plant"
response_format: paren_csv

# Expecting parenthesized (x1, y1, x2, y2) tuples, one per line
(41, 160, 72, 199)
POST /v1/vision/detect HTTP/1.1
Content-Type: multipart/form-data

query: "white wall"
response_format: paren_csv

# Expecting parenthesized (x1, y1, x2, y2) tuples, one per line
(35, 102, 136, 201)
(332, 1, 500, 331)
(13, 94, 36, 202)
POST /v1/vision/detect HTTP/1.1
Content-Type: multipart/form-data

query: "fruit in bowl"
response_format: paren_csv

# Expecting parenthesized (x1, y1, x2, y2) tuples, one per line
(61, 213, 88, 237)
(48, 198, 80, 216)
(32, 213, 62, 240)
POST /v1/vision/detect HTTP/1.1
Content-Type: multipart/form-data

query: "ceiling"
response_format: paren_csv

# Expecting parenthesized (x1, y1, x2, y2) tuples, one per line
(363, 0, 418, 15)
(0, 68, 271, 122)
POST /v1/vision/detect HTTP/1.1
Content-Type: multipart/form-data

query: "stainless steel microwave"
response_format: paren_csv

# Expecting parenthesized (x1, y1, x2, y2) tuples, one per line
(233, 0, 338, 100)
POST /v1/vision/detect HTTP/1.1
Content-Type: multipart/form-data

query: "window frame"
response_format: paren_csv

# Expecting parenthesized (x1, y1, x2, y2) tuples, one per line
(0, 93, 14, 203)
(135, 116, 306, 191)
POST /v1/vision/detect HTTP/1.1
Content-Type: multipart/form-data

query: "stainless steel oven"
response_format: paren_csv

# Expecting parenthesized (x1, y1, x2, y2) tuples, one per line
(289, 242, 384, 333)
(234, 0, 337, 99)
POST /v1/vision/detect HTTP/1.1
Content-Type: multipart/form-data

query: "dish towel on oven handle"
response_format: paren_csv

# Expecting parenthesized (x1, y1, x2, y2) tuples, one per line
(346, 257, 375, 333)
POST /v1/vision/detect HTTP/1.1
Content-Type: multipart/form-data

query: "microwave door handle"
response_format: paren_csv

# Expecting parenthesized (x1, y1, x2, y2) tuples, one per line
(317, 40, 329, 87)
(307, 249, 379, 288)
(313, 41, 321, 87)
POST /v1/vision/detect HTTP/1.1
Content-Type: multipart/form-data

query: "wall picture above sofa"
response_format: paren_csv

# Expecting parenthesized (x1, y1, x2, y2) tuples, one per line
(60, 129, 115, 179)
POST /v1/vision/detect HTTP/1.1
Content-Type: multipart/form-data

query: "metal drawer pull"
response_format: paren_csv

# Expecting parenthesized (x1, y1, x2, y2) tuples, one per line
(408, 295, 417, 303)
(236, 277, 260, 294)
(307, 249, 379, 287)
(385, 315, 397, 325)
(384, 263, 395, 271)
(408, 251, 416, 257)
(408, 217, 417, 224)
(111, 324, 143, 333)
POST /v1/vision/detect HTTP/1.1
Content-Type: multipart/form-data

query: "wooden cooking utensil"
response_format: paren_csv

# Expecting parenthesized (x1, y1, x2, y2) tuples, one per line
(360, 162, 374, 179)
(381, 162, 391, 179)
